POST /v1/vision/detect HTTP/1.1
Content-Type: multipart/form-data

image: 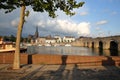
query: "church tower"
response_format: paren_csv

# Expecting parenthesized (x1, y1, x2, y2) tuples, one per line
(34, 26, 39, 39)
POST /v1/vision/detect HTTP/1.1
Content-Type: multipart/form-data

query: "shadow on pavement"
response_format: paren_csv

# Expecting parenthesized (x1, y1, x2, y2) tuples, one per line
(19, 56, 120, 80)
(36, 55, 68, 80)
(70, 56, 120, 80)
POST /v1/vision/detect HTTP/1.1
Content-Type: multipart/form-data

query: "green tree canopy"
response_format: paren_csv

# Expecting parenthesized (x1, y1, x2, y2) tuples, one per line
(0, 0, 84, 17)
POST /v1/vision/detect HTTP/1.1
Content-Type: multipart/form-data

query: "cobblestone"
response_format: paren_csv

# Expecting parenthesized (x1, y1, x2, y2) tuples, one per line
(0, 64, 120, 80)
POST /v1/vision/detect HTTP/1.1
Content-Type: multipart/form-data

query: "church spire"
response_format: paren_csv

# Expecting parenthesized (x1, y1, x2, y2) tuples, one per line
(34, 26, 39, 39)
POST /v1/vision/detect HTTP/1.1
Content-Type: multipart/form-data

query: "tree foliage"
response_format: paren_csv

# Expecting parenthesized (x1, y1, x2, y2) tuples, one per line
(0, 0, 84, 17)
(2, 35, 16, 42)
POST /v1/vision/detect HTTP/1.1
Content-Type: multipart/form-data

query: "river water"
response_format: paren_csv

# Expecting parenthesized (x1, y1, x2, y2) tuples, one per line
(27, 46, 120, 56)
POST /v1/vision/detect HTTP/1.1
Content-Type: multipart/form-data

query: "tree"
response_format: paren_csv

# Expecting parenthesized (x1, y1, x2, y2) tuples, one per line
(10, 35, 16, 42)
(0, 0, 84, 69)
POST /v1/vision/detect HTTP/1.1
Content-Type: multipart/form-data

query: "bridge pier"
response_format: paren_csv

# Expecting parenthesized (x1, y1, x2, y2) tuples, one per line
(88, 42, 93, 48)
(103, 42, 110, 50)
(118, 43, 120, 51)
(94, 41, 99, 49)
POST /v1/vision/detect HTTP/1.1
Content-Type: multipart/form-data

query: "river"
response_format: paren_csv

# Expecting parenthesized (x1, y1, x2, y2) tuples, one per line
(27, 46, 120, 56)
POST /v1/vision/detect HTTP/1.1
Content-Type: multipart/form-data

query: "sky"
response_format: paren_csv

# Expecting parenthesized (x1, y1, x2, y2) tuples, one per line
(0, 0, 120, 38)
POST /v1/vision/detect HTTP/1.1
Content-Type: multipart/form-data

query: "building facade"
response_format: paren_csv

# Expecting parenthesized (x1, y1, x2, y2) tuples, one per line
(54, 35, 62, 43)
(63, 36, 75, 43)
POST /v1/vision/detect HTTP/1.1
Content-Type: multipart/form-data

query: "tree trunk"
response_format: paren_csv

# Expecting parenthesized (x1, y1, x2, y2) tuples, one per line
(13, 5, 25, 69)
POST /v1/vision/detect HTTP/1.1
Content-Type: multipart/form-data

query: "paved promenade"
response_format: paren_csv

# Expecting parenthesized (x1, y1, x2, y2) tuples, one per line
(0, 64, 120, 80)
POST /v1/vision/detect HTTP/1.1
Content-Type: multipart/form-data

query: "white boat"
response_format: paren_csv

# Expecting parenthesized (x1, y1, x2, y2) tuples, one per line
(65, 44, 72, 46)
(45, 44, 51, 46)
(0, 48, 15, 52)
(38, 44, 42, 46)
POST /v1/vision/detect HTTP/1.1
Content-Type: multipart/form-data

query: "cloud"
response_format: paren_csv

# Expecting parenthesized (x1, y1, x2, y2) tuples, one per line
(0, 22, 9, 27)
(95, 27, 101, 31)
(96, 20, 108, 26)
(0, 26, 16, 36)
(37, 19, 91, 36)
(27, 8, 91, 37)
(80, 11, 88, 16)
(0, 7, 91, 37)
(11, 18, 19, 28)
(111, 11, 117, 15)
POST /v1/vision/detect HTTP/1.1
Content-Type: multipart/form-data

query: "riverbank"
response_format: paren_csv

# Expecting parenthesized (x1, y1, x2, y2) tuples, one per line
(0, 64, 120, 80)
(0, 53, 120, 66)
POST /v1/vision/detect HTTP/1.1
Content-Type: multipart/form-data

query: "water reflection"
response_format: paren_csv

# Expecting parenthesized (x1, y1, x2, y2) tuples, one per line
(103, 50, 111, 56)
(99, 48, 103, 56)
(27, 46, 119, 56)
(110, 49, 118, 56)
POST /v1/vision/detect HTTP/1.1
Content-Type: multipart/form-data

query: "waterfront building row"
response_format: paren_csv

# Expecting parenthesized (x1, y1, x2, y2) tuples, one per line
(31, 36, 75, 46)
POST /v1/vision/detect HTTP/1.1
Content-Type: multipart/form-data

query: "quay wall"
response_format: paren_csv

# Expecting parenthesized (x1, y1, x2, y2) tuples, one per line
(0, 53, 120, 66)
(32, 54, 120, 66)
(0, 53, 28, 64)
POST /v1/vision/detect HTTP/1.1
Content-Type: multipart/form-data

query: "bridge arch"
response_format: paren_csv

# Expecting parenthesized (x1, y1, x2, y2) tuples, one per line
(110, 40, 118, 50)
(99, 41, 103, 50)
(110, 40, 118, 56)
(87, 42, 89, 47)
(99, 41, 104, 55)
(92, 42, 94, 48)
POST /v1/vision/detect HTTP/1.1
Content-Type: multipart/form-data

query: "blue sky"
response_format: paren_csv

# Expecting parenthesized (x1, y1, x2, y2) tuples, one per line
(0, 0, 120, 38)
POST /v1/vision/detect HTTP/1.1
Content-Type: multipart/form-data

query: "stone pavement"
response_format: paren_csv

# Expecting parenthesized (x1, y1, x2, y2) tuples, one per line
(0, 64, 120, 80)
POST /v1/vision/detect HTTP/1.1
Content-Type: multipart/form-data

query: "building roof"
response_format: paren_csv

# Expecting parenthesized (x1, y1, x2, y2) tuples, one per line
(64, 36, 74, 38)
(46, 38, 57, 40)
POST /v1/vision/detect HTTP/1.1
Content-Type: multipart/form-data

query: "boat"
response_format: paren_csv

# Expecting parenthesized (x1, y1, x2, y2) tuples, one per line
(0, 48, 15, 53)
(45, 44, 51, 46)
(65, 44, 72, 46)
(38, 44, 42, 46)
(0, 47, 27, 53)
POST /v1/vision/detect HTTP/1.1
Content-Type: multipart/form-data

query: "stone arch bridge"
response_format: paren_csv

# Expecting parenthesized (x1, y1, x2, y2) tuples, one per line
(72, 36, 120, 52)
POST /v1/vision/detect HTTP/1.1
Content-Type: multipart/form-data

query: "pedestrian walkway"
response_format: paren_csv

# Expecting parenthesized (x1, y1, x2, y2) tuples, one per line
(0, 64, 120, 80)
